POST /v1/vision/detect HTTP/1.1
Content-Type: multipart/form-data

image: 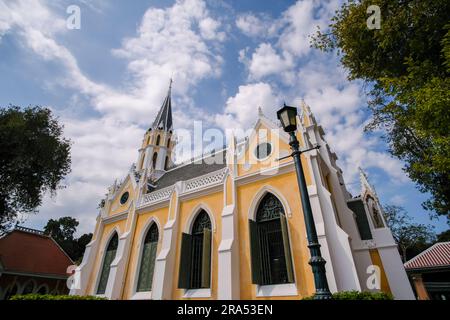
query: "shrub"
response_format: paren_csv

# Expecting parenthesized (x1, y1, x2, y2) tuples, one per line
(303, 291, 394, 300)
(9, 294, 107, 300)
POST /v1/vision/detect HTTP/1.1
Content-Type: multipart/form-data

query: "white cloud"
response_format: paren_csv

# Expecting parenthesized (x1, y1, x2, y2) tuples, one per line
(246, 43, 293, 81)
(215, 82, 279, 130)
(236, 13, 278, 38)
(223, 0, 408, 188)
(0, 0, 227, 232)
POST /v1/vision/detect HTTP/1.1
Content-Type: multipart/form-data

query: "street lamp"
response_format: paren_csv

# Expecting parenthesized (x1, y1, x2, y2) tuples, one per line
(277, 104, 332, 300)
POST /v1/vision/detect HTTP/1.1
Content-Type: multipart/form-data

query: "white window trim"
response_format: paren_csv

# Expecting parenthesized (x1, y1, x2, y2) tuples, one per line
(131, 291, 152, 300)
(183, 288, 212, 298)
(256, 283, 298, 297)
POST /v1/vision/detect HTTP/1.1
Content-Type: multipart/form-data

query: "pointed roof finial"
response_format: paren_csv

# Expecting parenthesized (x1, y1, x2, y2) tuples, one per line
(152, 79, 173, 131)
(258, 106, 263, 116)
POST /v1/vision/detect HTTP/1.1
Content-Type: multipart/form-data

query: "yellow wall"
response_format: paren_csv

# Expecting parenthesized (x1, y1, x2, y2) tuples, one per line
(171, 191, 223, 300)
(236, 171, 315, 299)
(108, 182, 135, 216)
(369, 249, 391, 294)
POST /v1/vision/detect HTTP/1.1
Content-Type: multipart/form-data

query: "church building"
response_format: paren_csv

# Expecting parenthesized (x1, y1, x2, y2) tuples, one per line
(71, 83, 415, 300)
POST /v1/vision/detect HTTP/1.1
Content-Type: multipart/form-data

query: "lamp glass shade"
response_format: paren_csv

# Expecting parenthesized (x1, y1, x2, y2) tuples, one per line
(277, 105, 297, 132)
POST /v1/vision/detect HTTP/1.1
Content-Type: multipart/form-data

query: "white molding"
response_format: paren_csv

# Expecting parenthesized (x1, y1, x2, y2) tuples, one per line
(138, 186, 174, 209)
(183, 288, 212, 298)
(130, 291, 152, 300)
(184, 203, 217, 234)
(256, 283, 298, 297)
(181, 168, 228, 195)
(102, 208, 130, 224)
(235, 161, 295, 186)
(247, 185, 293, 220)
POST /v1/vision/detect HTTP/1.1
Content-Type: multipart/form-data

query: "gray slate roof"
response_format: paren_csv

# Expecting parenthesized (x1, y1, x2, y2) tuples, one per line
(153, 151, 227, 190)
(152, 82, 173, 131)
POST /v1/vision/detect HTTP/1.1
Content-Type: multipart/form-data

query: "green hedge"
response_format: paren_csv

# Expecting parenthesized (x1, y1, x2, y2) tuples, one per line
(9, 294, 107, 300)
(303, 291, 394, 300)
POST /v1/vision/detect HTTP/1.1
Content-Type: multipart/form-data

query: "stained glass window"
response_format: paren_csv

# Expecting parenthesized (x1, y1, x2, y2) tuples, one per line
(97, 233, 118, 294)
(136, 223, 159, 292)
(250, 193, 294, 285)
(256, 193, 284, 222)
(255, 143, 272, 159)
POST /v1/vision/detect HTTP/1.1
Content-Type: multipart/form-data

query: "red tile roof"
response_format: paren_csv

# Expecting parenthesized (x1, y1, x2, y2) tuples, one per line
(0, 227, 73, 278)
(404, 242, 450, 270)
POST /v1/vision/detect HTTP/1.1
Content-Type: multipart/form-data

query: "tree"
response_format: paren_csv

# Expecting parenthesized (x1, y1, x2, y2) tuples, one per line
(0, 106, 71, 233)
(383, 205, 436, 262)
(311, 0, 450, 219)
(436, 229, 450, 242)
(43, 217, 92, 263)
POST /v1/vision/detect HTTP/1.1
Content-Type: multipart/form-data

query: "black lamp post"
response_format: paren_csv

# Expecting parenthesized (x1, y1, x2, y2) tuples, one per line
(277, 104, 332, 300)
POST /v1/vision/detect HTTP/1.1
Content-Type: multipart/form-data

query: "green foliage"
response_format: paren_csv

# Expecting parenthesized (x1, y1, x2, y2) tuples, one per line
(43, 216, 93, 262)
(302, 290, 393, 300)
(311, 0, 450, 219)
(384, 205, 436, 261)
(9, 294, 106, 300)
(0, 106, 71, 233)
(436, 229, 450, 242)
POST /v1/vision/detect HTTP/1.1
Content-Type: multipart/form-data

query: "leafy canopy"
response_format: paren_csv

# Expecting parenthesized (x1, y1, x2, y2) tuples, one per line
(311, 0, 450, 219)
(44, 216, 93, 263)
(384, 205, 436, 261)
(0, 106, 71, 233)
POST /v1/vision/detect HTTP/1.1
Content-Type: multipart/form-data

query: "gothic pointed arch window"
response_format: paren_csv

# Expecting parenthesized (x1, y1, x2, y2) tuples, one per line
(4, 283, 19, 300)
(136, 223, 159, 292)
(249, 193, 294, 285)
(156, 135, 161, 146)
(366, 196, 384, 228)
(164, 156, 169, 170)
(167, 138, 171, 148)
(22, 280, 35, 295)
(178, 210, 212, 290)
(97, 232, 118, 294)
(152, 152, 158, 169)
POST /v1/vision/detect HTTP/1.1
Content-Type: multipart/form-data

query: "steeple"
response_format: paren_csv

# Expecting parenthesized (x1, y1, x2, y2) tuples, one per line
(152, 79, 173, 131)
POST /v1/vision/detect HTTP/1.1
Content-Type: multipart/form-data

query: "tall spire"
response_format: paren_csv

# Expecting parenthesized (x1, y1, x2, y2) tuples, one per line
(152, 79, 173, 131)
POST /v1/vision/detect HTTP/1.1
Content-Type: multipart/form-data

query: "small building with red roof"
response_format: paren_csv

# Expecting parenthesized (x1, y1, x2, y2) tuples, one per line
(404, 241, 450, 300)
(0, 226, 74, 300)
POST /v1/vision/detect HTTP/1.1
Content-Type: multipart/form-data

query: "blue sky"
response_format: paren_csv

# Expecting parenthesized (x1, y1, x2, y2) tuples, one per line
(0, 0, 447, 235)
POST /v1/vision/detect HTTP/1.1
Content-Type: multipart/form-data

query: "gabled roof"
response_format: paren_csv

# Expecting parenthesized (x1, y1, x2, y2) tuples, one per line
(0, 226, 73, 278)
(404, 242, 450, 270)
(152, 80, 173, 131)
(152, 150, 227, 191)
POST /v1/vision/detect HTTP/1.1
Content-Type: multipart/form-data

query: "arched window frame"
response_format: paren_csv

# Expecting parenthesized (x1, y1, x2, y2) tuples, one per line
(366, 195, 385, 229)
(131, 218, 161, 300)
(95, 229, 119, 296)
(3, 282, 20, 300)
(248, 189, 297, 297)
(155, 135, 161, 146)
(152, 152, 158, 169)
(164, 156, 169, 170)
(21, 279, 37, 295)
(36, 284, 49, 295)
(178, 207, 214, 297)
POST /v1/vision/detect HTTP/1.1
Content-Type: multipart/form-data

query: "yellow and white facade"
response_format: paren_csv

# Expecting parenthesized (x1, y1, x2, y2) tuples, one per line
(71, 87, 415, 300)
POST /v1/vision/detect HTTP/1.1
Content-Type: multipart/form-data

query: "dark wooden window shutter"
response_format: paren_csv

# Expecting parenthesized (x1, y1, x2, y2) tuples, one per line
(249, 219, 263, 284)
(178, 232, 193, 289)
(201, 228, 212, 288)
(279, 213, 294, 283)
